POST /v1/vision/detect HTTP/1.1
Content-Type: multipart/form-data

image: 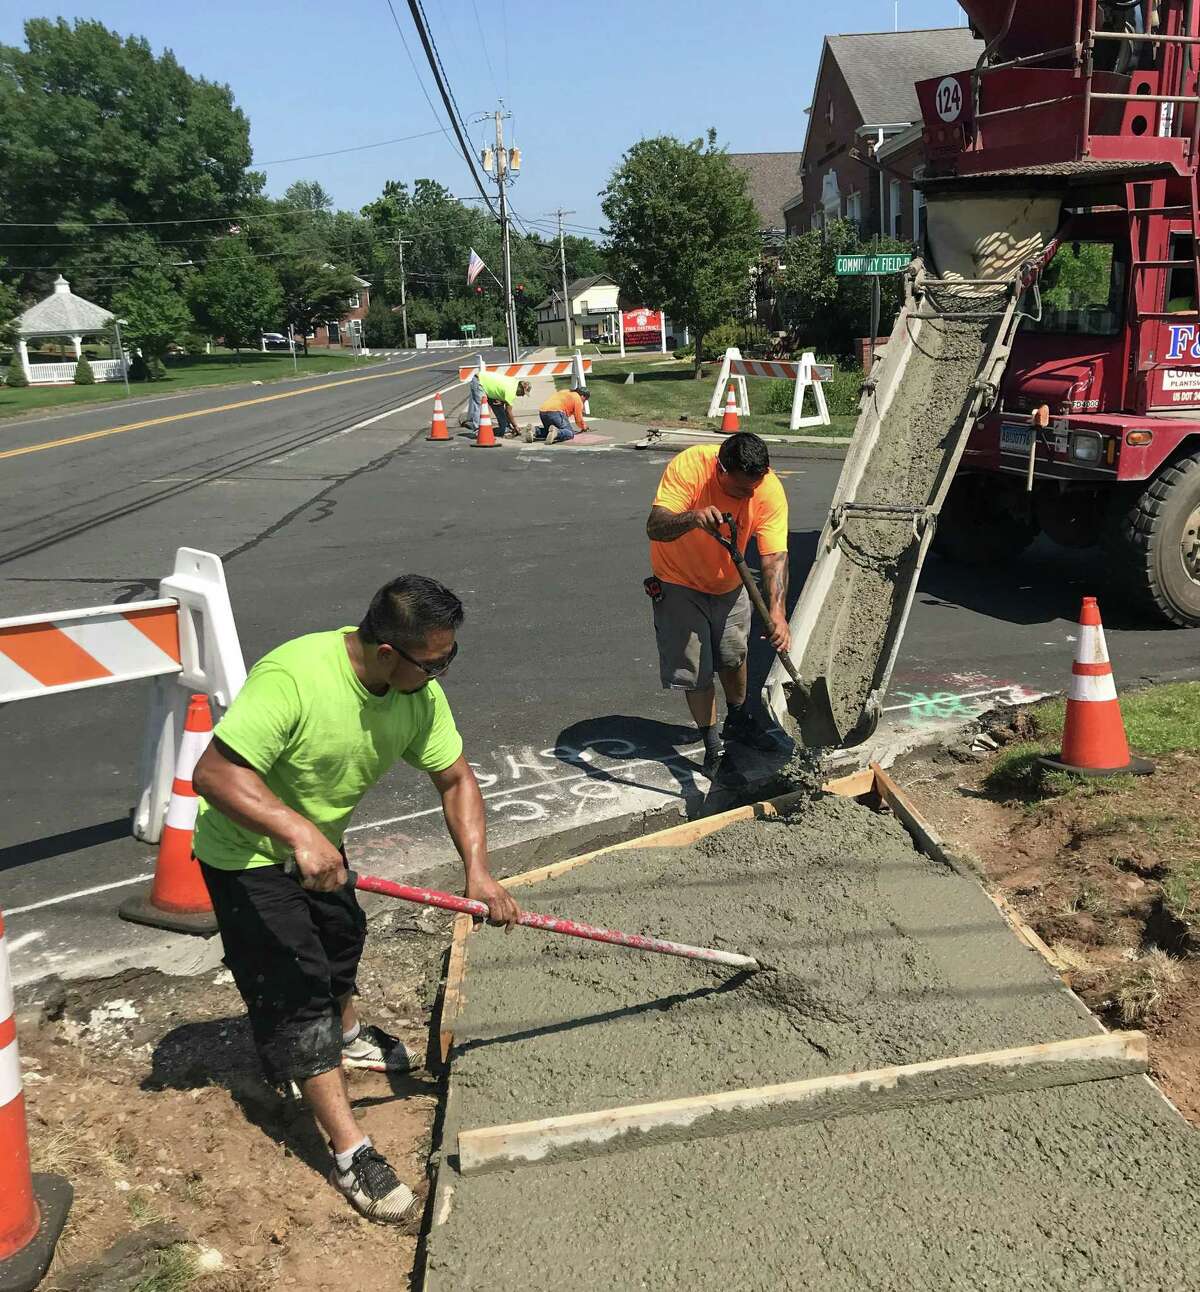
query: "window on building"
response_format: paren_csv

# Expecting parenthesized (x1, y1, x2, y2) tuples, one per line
(912, 189, 927, 248)
(347, 292, 360, 309)
(889, 180, 903, 239)
(846, 191, 862, 227)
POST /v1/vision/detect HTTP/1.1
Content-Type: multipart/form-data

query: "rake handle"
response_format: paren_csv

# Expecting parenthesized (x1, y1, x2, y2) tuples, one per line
(354, 874, 758, 969)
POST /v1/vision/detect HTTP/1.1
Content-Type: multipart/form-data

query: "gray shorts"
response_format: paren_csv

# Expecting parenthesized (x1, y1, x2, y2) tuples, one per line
(652, 581, 751, 690)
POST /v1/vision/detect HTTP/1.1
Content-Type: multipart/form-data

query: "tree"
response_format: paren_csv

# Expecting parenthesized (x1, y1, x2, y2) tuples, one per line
(111, 269, 193, 363)
(602, 131, 760, 373)
(0, 269, 20, 349)
(189, 239, 282, 354)
(6, 349, 28, 387)
(277, 259, 360, 355)
(774, 220, 912, 358)
(0, 19, 262, 291)
(73, 355, 94, 384)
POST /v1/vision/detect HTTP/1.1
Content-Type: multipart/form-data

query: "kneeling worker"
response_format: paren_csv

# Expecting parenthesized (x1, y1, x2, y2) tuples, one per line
(462, 370, 531, 439)
(523, 386, 588, 444)
(645, 432, 790, 769)
(192, 575, 519, 1224)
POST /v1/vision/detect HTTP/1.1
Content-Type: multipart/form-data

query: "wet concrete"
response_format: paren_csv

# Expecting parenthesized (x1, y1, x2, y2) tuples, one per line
(798, 304, 1007, 740)
(429, 797, 1200, 1288)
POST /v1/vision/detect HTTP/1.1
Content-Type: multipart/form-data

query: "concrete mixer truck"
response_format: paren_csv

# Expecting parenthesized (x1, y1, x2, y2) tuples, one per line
(767, 0, 1200, 749)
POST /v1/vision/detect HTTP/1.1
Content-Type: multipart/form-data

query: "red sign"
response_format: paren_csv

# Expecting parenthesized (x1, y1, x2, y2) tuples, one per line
(622, 307, 663, 347)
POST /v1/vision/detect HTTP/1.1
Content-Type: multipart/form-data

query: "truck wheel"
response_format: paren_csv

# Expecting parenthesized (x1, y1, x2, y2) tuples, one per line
(1105, 451, 1200, 627)
(933, 474, 1039, 564)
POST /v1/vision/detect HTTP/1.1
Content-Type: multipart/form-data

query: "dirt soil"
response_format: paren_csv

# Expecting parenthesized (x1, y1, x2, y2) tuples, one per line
(895, 720, 1200, 1126)
(16, 904, 456, 1290)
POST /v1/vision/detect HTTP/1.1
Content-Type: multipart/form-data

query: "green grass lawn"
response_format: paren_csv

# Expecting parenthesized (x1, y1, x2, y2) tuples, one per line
(0, 349, 378, 422)
(558, 358, 855, 438)
(983, 682, 1200, 798)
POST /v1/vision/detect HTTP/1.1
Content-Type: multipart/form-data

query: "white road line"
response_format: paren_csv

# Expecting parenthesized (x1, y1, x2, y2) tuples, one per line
(5, 872, 153, 919)
(6, 930, 44, 953)
(340, 383, 469, 436)
(347, 746, 705, 835)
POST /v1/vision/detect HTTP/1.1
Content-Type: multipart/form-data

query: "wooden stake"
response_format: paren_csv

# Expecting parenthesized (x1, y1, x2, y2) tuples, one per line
(455, 1031, 1148, 1175)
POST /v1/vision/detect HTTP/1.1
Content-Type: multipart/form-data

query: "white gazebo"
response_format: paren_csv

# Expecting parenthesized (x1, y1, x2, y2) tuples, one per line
(13, 275, 127, 385)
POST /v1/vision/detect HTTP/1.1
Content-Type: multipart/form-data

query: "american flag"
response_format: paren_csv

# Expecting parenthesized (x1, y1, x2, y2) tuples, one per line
(466, 248, 486, 286)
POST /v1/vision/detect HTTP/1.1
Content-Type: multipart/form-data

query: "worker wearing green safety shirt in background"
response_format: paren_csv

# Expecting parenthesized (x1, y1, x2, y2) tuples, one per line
(192, 574, 520, 1225)
(461, 370, 531, 439)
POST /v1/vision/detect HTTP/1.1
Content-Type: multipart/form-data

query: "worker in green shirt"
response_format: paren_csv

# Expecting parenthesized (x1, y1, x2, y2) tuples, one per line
(192, 574, 519, 1225)
(461, 370, 531, 438)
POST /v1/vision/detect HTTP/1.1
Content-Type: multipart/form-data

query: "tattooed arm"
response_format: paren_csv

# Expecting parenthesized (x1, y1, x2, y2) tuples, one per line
(760, 552, 791, 652)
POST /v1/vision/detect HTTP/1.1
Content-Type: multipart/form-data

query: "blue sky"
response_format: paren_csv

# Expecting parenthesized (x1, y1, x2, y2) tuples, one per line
(3, 1, 967, 238)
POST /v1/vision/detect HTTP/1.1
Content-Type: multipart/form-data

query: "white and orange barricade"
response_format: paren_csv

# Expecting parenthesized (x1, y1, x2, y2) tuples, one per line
(0, 910, 72, 1290)
(458, 349, 591, 390)
(706, 347, 833, 430)
(0, 548, 246, 847)
(1040, 596, 1153, 777)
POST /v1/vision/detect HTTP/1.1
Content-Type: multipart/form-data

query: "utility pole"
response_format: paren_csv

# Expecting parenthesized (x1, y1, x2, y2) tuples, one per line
(553, 208, 576, 350)
(489, 107, 519, 361)
(395, 236, 412, 349)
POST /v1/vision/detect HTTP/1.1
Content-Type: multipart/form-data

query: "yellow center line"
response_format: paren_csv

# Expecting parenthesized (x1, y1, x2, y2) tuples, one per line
(0, 355, 460, 462)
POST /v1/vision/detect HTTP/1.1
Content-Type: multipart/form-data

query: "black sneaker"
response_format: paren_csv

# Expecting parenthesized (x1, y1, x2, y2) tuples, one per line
(699, 726, 724, 773)
(341, 1024, 414, 1073)
(331, 1144, 420, 1225)
(721, 707, 781, 753)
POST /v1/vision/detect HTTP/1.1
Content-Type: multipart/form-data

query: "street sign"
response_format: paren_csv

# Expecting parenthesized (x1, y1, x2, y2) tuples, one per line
(835, 253, 909, 276)
(461, 323, 477, 335)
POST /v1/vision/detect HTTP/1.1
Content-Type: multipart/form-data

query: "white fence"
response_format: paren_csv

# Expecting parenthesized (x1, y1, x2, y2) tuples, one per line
(28, 358, 127, 385)
(422, 336, 494, 350)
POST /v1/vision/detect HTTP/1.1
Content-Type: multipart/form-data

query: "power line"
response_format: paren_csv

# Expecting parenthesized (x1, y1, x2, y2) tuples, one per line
(254, 128, 446, 167)
(380, 0, 460, 159)
(0, 207, 331, 231)
(469, 0, 501, 97)
(400, 0, 499, 218)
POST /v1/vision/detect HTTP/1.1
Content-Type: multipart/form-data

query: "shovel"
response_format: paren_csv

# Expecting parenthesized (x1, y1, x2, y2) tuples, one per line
(711, 515, 873, 749)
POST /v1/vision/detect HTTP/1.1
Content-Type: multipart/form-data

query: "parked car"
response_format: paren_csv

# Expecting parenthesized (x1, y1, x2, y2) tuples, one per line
(261, 333, 290, 350)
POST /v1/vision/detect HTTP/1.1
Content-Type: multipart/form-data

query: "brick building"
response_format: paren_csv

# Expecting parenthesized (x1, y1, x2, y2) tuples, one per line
(784, 27, 982, 242)
(308, 273, 371, 348)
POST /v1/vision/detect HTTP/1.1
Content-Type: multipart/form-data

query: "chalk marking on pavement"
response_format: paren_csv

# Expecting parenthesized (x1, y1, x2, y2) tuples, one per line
(0, 354, 464, 462)
(347, 746, 705, 835)
(5, 872, 154, 918)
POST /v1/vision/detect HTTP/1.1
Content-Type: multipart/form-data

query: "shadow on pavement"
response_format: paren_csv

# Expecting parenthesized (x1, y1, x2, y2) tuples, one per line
(0, 817, 130, 875)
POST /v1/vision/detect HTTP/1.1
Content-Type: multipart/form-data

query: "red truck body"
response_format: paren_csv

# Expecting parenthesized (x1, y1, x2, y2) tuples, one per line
(911, 0, 1200, 624)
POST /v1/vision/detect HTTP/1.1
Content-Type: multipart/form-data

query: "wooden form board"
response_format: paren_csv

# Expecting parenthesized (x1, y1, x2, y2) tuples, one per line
(456, 1031, 1148, 1175)
(435, 765, 876, 1063)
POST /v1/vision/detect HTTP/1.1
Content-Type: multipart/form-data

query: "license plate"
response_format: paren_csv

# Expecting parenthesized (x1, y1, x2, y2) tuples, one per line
(999, 424, 1032, 453)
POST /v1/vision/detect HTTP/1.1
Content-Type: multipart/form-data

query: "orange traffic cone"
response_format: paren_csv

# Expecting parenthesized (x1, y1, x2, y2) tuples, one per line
(472, 394, 500, 448)
(0, 909, 72, 1290)
(1040, 597, 1153, 777)
(120, 694, 220, 934)
(427, 392, 449, 442)
(720, 384, 740, 433)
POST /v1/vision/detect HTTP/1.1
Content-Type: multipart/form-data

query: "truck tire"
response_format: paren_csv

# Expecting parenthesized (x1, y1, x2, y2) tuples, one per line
(932, 474, 1039, 565)
(1104, 451, 1200, 627)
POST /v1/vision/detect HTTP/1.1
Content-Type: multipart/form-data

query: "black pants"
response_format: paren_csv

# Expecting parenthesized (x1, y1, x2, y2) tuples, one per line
(199, 858, 366, 1083)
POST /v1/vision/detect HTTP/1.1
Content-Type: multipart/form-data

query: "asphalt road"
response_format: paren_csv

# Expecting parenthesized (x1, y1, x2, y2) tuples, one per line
(3, 377, 1199, 983)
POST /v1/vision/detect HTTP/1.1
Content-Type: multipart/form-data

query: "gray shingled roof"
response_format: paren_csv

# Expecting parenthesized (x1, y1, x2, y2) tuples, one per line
(16, 276, 113, 337)
(828, 27, 983, 124)
(728, 152, 805, 231)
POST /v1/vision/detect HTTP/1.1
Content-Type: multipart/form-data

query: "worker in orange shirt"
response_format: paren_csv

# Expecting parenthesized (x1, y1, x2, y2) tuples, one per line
(645, 433, 790, 770)
(523, 386, 589, 444)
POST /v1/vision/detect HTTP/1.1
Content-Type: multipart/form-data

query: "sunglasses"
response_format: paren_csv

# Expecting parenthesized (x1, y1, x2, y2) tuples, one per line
(389, 640, 459, 677)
